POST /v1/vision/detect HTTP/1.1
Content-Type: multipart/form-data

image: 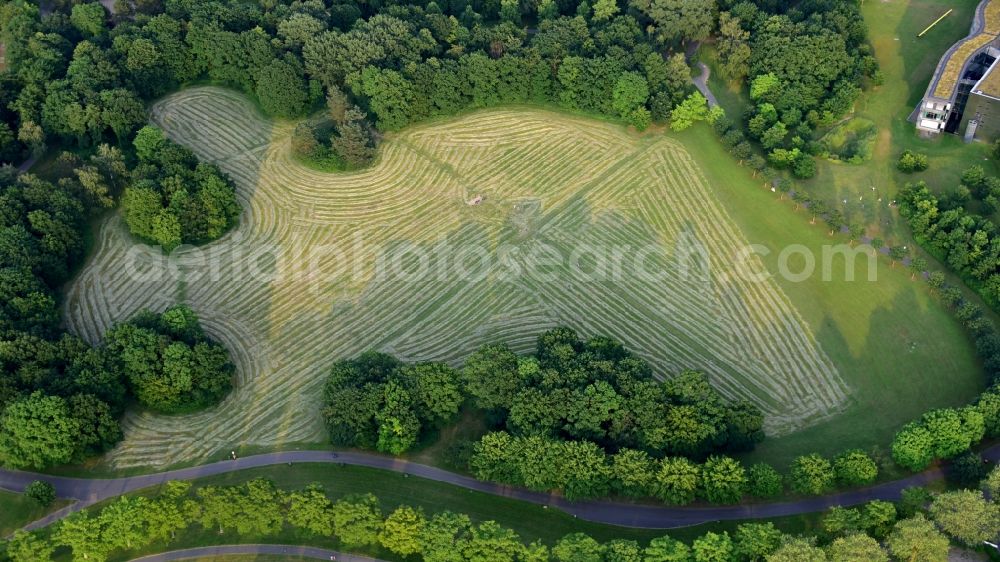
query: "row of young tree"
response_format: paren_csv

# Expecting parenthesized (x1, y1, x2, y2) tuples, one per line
(5, 469, 1000, 562)
(470, 432, 880, 503)
(323, 328, 765, 461)
(899, 181, 1000, 309)
(0, 304, 233, 469)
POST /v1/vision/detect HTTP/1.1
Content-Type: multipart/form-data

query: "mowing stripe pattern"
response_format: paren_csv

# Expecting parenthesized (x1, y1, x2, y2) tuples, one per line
(64, 87, 849, 468)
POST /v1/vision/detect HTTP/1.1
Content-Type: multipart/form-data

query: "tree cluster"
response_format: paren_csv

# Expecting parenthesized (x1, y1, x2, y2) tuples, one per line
(702, 1, 877, 177)
(122, 126, 240, 251)
(10, 466, 1000, 562)
(0, 302, 232, 469)
(463, 328, 765, 458)
(100, 305, 234, 414)
(899, 181, 1000, 316)
(471, 430, 780, 503)
(0, 1, 148, 158)
(325, 328, 764, 462)
(788, 450, 878, 496)
(0, 166, 125, 469)
(891, 406, 987, 472)
(883, 184, 1000, 473)
(955, 164, 1000, 214)
(334, 20, 691, 132)
(470, 431, 878, 503)
(0, 145, 234, 469)
(896, 150, 928, 174)
(0, 0, 705, 170)
(291, 87, 377, 170)
(323, 352, 463, 455)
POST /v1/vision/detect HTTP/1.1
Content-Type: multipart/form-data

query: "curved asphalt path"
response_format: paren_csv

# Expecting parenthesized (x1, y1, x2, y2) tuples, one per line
(129, 544, 383, 561)
(692, 62, 719, 108)
(2, 445, 998, 533)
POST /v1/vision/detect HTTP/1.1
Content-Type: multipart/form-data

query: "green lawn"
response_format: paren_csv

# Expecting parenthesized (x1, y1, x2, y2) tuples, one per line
(666, 122, 981, 469)
(0, 490, 68, 537)
(671, 0, 993, 469)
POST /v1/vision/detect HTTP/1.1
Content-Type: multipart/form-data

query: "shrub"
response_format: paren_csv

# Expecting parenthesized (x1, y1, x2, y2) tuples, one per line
(896, 150, 928, 173)
(789, 454, 835, 495)
(891, 422, 935, 471)
(898, 486, 933, 518)
(947, 451, 989, 487)
(833, 449, 878, 486)
(792, 154, 817, 179)
(24, 480, 56, 507)
(746, 463, 783, 498)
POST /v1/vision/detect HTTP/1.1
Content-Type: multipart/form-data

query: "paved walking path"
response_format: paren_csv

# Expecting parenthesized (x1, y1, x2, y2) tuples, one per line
(16, 155, 37, 173)
(3, 444, 999, 532)
(692, 62, 719, 108)
(129, 544, 383, 562)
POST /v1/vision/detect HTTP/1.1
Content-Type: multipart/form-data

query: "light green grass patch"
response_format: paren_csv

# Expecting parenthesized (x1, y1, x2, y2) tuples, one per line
(668, 124, 981, 469)
(0, 490, 68, 536)
(820, 118, 878, 163)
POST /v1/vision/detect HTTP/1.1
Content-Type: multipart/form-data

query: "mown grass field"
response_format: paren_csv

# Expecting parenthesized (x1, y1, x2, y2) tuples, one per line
(61, 74, 981, 472)
(66, 89, 843, 468)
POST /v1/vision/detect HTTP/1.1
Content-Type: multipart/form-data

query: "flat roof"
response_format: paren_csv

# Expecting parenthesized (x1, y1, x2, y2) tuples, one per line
(925, 0, 1000, 101)
(975, 56, 1000, 98)
(933, 32, 997, 99)
(988, 0, 1000, 33)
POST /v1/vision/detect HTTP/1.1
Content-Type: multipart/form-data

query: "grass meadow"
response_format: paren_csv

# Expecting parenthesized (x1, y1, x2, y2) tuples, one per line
(0, 490, 67, 537)
(58, 0, 987, 473)
(59, 89, 981, 473)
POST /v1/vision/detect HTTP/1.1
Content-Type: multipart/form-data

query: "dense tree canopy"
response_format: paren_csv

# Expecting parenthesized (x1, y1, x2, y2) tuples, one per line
(704, 0, 876, 176)
(122, 126, 240, 251)
(0, 391, 80, 469)
(322, 352, 462, 454)
(327, 328, 764, 465)
(0, 167, 126, 469)
(101, 305, 234, 414)
(463, 328, 764, 458)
